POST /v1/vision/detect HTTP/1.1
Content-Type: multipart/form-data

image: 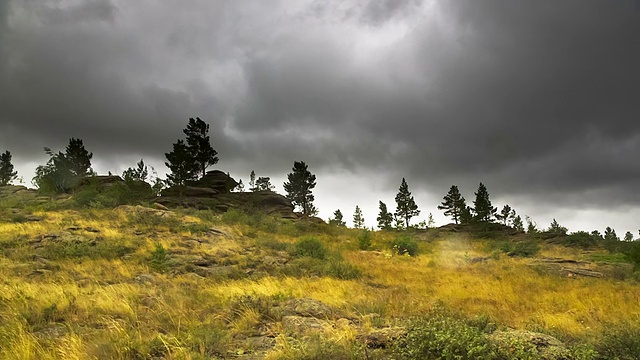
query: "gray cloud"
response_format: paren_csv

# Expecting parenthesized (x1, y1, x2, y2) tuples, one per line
(1, 0, 639, 221)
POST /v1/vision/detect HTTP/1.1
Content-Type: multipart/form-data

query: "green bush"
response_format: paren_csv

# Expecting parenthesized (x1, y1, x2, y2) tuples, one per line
(596, 320, 640, 359)
(492, 240, 540, 257)
(562, 231, 602, 249)
(221, 208, 250, 225)
(358, 230, 372, 250)
(293, 236, 329, 260)
(150, 242, 169, 273)
(325, 259, 362, 280)
(393, 306, 495, 360)
(391, 235, 419, 256)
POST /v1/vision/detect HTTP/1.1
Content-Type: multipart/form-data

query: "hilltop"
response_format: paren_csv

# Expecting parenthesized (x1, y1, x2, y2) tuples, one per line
(1, 186, 640, 359)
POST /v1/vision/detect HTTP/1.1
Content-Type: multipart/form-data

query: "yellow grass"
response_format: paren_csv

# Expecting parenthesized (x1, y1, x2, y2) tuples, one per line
(0, 207, 639, 358)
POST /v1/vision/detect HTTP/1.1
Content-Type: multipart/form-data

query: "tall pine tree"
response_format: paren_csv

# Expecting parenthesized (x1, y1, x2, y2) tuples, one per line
(472, 183, 496, 222)
(437, 185, 466, 224)
(0, 150, 18, 186)
(65, 138, 93, 177)
(395, 178, 420, 228)
(353, 205, 364, 229)
(183, 117, 218, 178)
(283, 161, 317, 216)
(165, 139, 195, 187)
(377, 201, 393, 230)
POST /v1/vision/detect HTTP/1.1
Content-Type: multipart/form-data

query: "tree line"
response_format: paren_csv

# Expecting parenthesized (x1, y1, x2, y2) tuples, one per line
(0, 117, 637, 240)
(0, 117, 318, 217)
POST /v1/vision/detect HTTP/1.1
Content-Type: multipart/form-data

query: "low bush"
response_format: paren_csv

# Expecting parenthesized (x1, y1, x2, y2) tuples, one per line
(561, 231, 603, 249)
(293, 236, 329, 260)
(596, 320, 640, 359)
(393, 305, 495, 360)
(490, 240, 540, 257)
(390, 235, 419, 256)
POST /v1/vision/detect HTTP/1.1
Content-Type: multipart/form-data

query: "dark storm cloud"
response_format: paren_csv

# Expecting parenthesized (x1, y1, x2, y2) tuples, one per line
(1, 0, 639, 210)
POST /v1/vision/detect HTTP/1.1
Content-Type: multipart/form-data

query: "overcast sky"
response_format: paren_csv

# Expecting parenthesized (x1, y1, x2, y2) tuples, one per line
(1, 0, 640, 234)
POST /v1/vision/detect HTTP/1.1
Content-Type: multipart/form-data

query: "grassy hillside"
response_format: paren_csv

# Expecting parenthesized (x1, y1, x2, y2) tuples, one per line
(1, 196, 640, 359)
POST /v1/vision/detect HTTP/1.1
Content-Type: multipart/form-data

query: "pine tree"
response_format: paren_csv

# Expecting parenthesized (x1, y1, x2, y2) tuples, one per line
(353, 205, 364, 229)
(460, 205, 473, 225)
(183, 117, 218, 178)
(64, 138, 93, 177)
(255, 177, 275, 191)
(283, 161, 317, 216)
(495, 204, 513, 225)
(122, 159, 149, 183)
(472, 183, 496, 222)
(624, 231, 634, 242)
(437, 185, 465, 224)
(249, 170, 256, 192)
(0, 150, 18, 186)
(329, 209, 346, 227)
(511, 215, 524, 231)
(395, 178, 420, 228)
(604, 227, 619, 241)
(428, 213, 435, 229)
(236, 179, 245, 192)
(377, 201, 393, 230)
(548, 219, 568, 235)
(525, 216, 538, 234)
(165, 139, 195, 188)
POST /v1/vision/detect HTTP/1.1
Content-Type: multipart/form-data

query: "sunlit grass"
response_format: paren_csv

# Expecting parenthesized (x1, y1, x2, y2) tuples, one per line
(0, 206, 639, 358)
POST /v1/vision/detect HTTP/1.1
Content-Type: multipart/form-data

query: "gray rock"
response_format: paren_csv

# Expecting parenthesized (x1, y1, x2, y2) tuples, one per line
(281, 298, 334, 318)
(357, 327, 407, 349)
(282, 315, 327, 334)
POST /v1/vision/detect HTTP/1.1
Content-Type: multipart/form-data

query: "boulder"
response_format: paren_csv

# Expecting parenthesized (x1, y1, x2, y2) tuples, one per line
(282, 315, 327, 334)
(280, 298, 334, 318)
(187, 170, 238, 194)
(357, 327, 407, 349)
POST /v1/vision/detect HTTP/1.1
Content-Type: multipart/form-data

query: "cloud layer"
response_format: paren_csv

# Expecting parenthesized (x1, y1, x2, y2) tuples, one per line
(1, 0, 640, 227)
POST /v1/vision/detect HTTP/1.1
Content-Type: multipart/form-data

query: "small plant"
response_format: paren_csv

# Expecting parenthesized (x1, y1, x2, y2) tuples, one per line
(150, 242, 169, 273)
(390, 235, 419, 256)
(293, 236, 328, 260)
(357, 229, 372, 250)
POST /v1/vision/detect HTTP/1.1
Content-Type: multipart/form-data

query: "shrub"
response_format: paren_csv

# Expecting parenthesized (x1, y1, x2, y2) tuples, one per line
(491, 240, 540, 257)
(562, 231, 602, 249)
(390, 235, 419, 256)
(393, 306, 495, 360)
(596, 320, 640, 359)
(357, 229, 372, 250)
(325, 259, 362, 280)
(150, 242, 169, 273)
(293, 236, 328, 260)
(221, 208, 250, 225)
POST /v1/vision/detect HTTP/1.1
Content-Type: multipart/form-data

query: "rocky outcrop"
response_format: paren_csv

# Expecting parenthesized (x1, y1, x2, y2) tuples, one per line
(114, 205, 175, 218)
(186, 170, 238, 194)
(74, 175, 126, 188)
(160, 186, 219, 198)
(157, 190, 296, 217)
(0, 185, 38, 198)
